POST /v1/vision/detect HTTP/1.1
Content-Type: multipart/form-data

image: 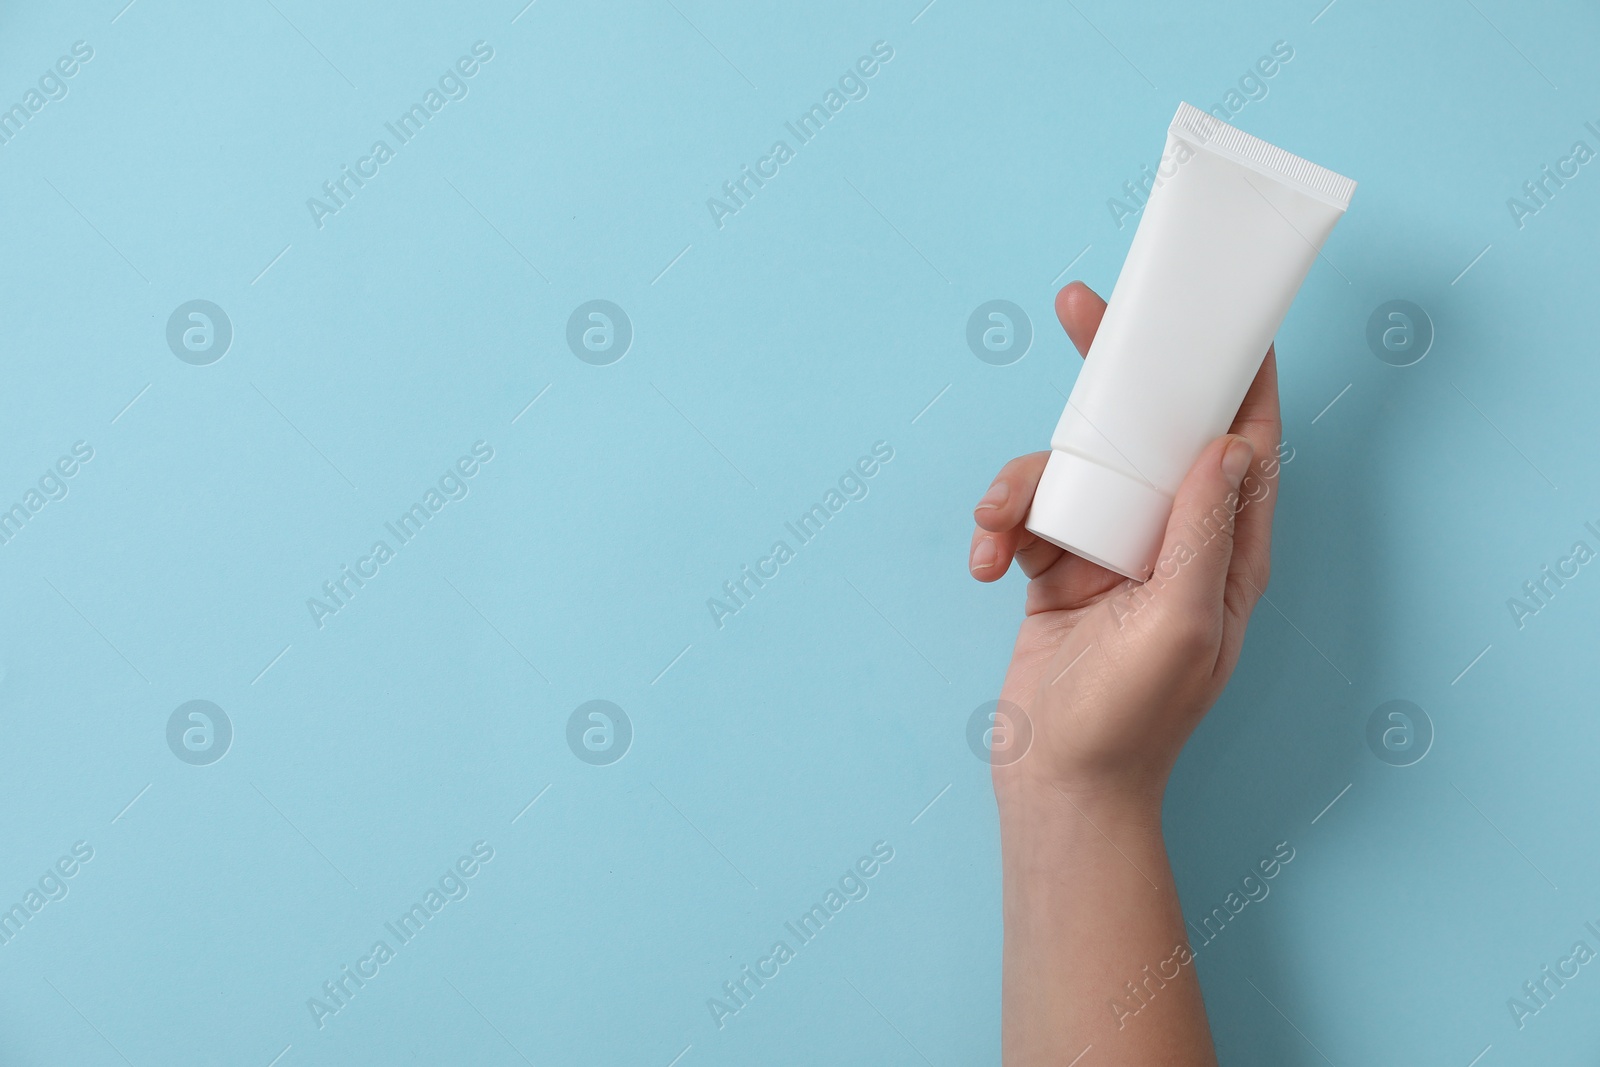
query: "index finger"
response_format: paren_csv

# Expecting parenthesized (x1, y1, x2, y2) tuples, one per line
(1054, 281, 1107, 358)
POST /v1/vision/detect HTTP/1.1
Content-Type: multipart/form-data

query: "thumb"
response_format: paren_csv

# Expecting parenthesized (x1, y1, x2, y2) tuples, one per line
(1148, 435, 1254, 615)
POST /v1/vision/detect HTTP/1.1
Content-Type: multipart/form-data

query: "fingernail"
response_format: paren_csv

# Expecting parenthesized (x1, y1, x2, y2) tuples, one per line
(971, 538, 997, 571)
(976, 481, 1009, 511)
(1222, 437, 1255, 487)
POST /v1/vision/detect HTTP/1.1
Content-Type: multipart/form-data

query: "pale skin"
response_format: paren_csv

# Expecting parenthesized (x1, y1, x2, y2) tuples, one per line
(970, 281, 1283, 1066)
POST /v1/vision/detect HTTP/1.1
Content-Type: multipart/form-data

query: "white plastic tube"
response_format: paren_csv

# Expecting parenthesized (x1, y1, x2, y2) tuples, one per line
(1025, 102, 1355, 580)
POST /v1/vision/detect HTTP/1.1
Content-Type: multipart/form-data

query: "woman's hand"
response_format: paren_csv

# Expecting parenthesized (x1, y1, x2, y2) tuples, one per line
(970, 280, 1284, 813)
(980, 281, 1284, 1066)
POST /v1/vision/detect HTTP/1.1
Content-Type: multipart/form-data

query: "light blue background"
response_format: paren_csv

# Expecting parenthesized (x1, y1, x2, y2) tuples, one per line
(1, 0, 1597, 1064)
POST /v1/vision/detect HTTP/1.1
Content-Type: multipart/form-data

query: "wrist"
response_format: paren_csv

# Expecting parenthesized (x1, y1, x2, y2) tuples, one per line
(994, 767, 1167, 838)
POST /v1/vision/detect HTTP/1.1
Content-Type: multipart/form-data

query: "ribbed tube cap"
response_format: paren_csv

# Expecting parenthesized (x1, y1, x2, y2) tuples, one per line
(1024, 450, 1173, 582)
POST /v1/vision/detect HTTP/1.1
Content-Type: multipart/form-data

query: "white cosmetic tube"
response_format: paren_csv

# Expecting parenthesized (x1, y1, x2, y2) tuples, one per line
(1025, 102, 1355, 580)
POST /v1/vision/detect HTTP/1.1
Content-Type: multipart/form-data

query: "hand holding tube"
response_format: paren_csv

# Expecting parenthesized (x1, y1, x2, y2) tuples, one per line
(971, 280, 1282, 1065)
(971, 282, 1282, 806)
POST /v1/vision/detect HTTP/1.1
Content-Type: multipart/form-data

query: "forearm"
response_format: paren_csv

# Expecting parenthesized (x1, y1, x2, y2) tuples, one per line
(999, 782, 1216, 1067)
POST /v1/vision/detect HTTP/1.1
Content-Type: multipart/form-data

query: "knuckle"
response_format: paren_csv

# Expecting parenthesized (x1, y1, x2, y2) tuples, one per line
(1238, 547, 1272, 594)
(1168, 610, 1218, 657)
(1180, 515, 1233, 555)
